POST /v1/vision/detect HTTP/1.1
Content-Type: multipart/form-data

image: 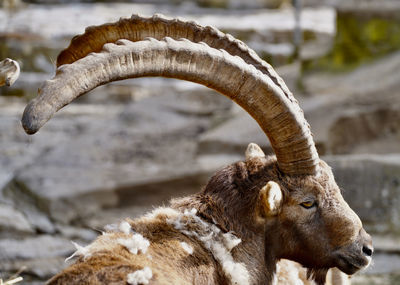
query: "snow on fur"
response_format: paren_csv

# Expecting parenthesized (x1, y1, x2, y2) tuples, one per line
(167, 208, 249, 285)
(118, 233, 150, 255)
(127, 267, 153, 285)
(180, 241, 194, 255)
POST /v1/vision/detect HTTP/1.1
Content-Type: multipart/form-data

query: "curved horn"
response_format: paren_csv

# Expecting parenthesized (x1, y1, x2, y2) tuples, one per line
(0, 58, 20, 87)
(56, 14, 292, 102)
(22, 38, 319, 175)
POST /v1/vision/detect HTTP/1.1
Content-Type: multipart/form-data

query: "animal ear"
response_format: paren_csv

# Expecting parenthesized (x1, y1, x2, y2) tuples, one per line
(260, 181, 283, 216)
(245, 143, 265, 160)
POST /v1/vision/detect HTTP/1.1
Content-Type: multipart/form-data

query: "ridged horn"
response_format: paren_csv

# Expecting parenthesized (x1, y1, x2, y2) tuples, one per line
(0, 58, 20, 87)
(22, 38, 319, 175)
(56, 14, 293, 103)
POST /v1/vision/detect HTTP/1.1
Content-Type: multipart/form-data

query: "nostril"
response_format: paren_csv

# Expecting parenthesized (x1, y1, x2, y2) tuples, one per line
(362, 245, 373, 257)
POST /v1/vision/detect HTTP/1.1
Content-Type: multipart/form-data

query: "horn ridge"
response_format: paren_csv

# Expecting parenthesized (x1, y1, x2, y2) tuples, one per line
(56, 14, 293, 102)
(23, 38, 319, 175)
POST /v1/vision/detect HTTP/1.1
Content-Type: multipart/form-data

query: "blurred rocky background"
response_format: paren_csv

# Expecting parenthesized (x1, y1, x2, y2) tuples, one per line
(1, 0, 400, 284)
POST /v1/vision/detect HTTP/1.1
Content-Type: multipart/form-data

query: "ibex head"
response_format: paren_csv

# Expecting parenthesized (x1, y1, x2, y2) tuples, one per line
(21, 15, 372, 284)
(178, 142, 372, 284)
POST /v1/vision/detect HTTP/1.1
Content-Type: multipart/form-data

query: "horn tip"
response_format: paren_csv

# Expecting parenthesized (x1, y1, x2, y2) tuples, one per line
(21, 101, 46, 135)
(245, 143, 265, 160)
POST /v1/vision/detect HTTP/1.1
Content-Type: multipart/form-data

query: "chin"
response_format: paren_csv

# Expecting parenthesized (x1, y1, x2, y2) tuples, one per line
(335, 253, 371, 275)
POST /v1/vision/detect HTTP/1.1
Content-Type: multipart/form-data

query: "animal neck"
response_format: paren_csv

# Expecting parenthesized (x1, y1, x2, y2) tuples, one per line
(171, 194, 277, 285)
(172, 191, 259, 239)
(263, 220, 283, 284)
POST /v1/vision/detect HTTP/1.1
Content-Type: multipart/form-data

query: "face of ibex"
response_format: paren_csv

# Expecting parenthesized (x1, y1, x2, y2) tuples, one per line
(262, 161, 372, 279)
(21, 14, 373, 285)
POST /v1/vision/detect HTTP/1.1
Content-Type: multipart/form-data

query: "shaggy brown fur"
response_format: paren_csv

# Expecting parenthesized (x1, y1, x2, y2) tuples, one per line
(48, 154, 372, 285)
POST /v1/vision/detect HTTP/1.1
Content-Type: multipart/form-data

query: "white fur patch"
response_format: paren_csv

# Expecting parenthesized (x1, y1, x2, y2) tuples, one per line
(222, 232, 242, 251)
(127, 267, 153, 285)
(118, 233, 150, 255)
(144, 207, 180, 220)
(119, 221, 132, 235)
(167, 208, 250, 285)
(180, 241, 194, 255)
(65, 241, 91, 262)
(209, 241, 249, 285)
(274, 260, 306, 285)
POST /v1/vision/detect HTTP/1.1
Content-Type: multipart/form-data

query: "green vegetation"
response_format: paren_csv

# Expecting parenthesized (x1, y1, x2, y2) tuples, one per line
(303, 11, 400, 72)
(196, 0, 229, 9)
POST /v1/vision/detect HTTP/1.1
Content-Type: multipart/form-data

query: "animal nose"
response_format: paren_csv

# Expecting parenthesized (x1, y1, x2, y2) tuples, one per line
(362, 244, 373, 257)
(359, 228, 373, 257)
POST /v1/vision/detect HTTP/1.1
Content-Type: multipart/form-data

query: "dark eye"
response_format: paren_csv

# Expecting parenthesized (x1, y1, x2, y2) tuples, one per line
(300, 201, 316, 209)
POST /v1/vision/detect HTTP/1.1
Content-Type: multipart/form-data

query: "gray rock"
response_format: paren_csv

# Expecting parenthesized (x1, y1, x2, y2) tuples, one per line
(0, 203, 34, 237)
(363, 253, 400, 275)
(0, 235, 72, 260)
(4, 180, 56, 233)
(1, 87, 229, 224)
(303, 50, 400, 99)
(197, 109, 273, 156)
(328, 106, 400, 154)
(83, 205, 155, 231)
(372, 234, 400, 254)
(54, 225, 97, 242)
(0, 4, 334, 40)
(302, 50, 400, 155)
(81, 166, 213, 227)
(0, 3, 334, 73)
(1, 257, 66, 279)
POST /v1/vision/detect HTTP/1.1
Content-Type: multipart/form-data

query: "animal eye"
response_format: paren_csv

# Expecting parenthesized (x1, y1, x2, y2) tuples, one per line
(300, 201, 315, 209)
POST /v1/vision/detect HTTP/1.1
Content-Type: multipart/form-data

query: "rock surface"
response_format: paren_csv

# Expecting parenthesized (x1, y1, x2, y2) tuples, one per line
(0, 2, 335, 76)
(0, 235, 73, 280)
(300, 49, 400, 155)
(0, 203, 34, 237)
(0, 80, 232, 224)
(0, 4, 334, 39)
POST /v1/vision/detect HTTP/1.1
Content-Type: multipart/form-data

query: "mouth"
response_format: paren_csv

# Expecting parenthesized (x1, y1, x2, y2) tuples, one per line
(336, 254, 371, 275)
